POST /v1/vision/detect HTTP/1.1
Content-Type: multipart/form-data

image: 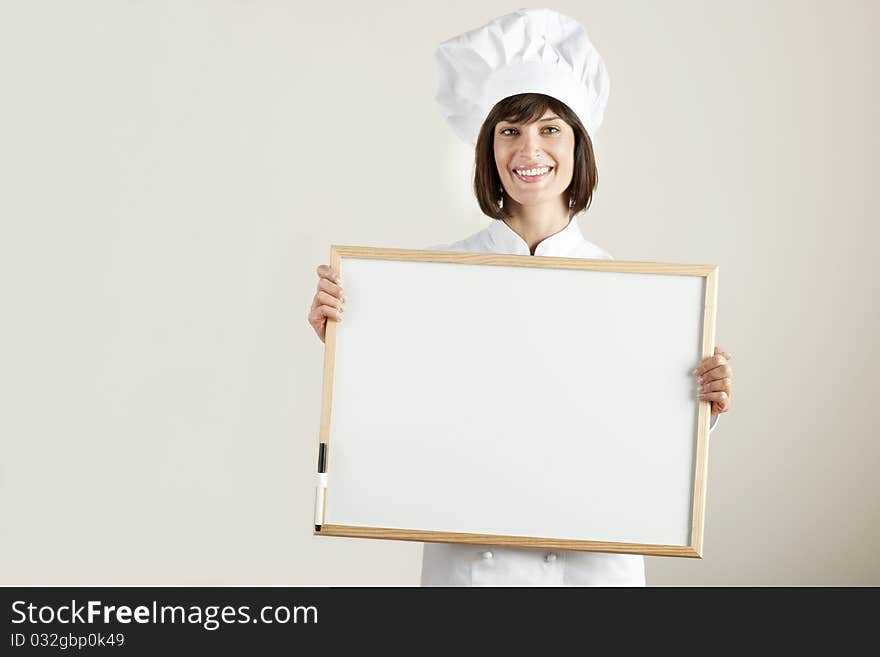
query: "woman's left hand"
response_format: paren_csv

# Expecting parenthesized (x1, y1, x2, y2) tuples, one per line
(693, 346, 733, 416)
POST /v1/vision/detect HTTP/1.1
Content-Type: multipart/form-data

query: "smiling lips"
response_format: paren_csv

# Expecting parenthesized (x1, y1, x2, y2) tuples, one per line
(513, 165, 553, 183)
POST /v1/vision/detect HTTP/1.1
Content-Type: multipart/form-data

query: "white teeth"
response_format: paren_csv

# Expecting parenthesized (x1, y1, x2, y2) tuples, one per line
(515, 166, 551, 177)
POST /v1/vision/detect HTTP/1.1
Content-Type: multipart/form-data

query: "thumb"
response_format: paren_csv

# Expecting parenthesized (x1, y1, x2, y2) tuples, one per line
(714, 346, 732, 360)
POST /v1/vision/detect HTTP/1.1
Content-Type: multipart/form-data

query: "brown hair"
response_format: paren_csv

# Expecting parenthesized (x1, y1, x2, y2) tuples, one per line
(473, 93, 598, 220)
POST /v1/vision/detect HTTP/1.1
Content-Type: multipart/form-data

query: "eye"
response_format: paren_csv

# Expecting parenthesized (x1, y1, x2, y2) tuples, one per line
(498, 126, 560, 136)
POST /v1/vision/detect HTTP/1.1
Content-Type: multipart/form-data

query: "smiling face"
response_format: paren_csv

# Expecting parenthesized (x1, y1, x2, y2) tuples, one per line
(472, 94, 598, 221)
(493, 110, 576, 210)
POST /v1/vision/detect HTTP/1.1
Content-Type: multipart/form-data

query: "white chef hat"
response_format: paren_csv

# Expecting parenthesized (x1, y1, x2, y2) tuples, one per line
(434, 7, 610, 146)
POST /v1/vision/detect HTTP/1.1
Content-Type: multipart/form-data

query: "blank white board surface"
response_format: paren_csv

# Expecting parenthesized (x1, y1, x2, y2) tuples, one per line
(315, 246, 717, 557)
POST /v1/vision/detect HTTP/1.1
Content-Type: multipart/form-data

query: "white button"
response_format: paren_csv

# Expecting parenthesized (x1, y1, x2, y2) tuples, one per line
(544, 552, 557, 563)
(481, 550, 493, 560)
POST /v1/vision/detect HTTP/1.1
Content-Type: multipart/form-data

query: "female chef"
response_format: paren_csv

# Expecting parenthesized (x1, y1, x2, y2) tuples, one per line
(307, 9, 733, 586)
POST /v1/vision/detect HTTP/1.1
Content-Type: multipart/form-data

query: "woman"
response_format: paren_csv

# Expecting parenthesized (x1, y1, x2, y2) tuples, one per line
(308, 9, 733, 586)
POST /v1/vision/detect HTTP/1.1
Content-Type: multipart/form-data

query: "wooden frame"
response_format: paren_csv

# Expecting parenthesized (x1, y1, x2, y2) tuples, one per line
(314, 245, 718, 558)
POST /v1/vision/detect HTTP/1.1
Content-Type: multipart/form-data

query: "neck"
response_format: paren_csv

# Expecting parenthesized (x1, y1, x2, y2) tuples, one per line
(501, 195, 571, 255)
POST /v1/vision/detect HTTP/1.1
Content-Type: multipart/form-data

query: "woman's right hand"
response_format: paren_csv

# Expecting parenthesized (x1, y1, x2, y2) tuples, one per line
(308, 264, 346, 343)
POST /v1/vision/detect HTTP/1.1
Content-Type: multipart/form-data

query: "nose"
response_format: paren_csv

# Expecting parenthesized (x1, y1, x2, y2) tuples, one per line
(518, 130, 543, 158)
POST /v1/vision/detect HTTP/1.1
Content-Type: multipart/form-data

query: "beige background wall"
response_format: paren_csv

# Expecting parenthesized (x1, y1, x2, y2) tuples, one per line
(1, 1, 876, 585)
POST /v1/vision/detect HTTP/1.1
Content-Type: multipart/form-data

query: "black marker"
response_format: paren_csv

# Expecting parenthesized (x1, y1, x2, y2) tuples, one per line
(314, 443, 327, 531)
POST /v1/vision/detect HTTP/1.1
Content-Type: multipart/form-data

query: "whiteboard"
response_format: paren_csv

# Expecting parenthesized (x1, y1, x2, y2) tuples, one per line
(314, 246, 717, 558)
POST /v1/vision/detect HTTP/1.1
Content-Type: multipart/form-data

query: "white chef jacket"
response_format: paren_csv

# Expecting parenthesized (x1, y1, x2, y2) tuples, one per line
(420, 216, 718, 586)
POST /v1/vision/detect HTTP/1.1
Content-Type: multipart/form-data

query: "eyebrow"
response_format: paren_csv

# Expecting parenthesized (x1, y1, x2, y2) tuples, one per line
(499, 116, 561, 125)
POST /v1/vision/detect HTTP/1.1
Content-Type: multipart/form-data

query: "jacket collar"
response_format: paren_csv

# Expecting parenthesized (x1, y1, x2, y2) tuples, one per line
(487, 216, 584, 256)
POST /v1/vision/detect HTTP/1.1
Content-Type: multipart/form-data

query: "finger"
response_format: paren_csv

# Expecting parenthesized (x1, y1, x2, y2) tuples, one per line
(309, 304, 344, 324)
(317, 277, 345, 301)
(698, 363, 732, 384)
(316, 264, 341, 284)
(316, 290, 345, 311)
(698, 390, 728, 406)
(712, 395, 731, 413)
(698, 377, 732, 393)
(322, 304, 343, 322)
(692, 354, 727, 376)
